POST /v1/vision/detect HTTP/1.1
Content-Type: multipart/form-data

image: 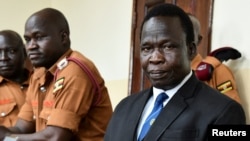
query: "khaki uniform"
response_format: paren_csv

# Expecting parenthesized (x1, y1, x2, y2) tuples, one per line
(0, 74, 29, 127)
(18, 49, 113, 141)
(191, 54, 241, 103)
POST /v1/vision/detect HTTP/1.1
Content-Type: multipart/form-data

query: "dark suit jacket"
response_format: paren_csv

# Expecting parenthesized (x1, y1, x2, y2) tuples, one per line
(104, 73, 246, 141)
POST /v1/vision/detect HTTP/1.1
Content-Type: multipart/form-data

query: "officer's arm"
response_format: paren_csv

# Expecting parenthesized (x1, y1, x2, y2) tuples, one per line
(0, 118, 35, 140)
(6, 125, 73, 141)
(8, 118, 35, 133)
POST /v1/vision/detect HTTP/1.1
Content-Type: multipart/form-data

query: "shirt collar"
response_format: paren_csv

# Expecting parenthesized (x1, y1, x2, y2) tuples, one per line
(153, 70, 192, 99)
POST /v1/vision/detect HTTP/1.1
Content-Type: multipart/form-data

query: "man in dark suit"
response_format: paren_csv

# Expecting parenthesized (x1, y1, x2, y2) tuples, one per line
(104, 3, 246, 141)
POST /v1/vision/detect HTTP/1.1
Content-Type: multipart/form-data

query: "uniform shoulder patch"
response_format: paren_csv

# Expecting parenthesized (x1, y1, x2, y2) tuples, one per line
(53, 77, 65, 93)
(217, 80, 233, 93)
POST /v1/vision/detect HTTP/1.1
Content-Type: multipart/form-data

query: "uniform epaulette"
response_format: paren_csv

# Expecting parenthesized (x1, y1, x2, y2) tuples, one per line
(57, 58, 68, 70)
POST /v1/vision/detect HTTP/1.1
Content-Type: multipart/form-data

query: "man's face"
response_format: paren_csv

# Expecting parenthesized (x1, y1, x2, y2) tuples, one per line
(24, 15, 64, 69)
(0, 34, 25, 78)
(140, 16, 193, 90)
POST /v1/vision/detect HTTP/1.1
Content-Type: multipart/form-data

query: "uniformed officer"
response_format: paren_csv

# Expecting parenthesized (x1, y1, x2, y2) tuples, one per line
(0, 30, 31, 127)
(188, 14, 241, 103)
(0, 8, 112, 141)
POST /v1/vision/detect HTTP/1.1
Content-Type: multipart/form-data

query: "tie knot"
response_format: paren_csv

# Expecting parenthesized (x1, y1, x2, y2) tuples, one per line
(155, 92, 168, 106)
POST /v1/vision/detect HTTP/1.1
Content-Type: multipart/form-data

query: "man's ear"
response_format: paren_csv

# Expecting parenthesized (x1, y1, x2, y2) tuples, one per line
(188, 42, 197, 60)
(60, 31, 69, 43)
(197, 35, 203, 45)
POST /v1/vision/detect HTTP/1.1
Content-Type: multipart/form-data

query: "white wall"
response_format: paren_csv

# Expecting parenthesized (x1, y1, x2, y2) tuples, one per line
(0, 0, 51, 34)
(212, 0, 250, 123)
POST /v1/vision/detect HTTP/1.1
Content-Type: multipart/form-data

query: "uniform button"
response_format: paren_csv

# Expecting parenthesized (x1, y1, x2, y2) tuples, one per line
(1, 112, 6, 117)
(40, 86, 46, 92)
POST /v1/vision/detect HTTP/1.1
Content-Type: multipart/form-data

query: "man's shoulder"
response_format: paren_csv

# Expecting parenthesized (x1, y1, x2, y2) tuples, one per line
(115, 89, 150, 109)
(198, 82, 237, 104)
(203, 56, 221, 68)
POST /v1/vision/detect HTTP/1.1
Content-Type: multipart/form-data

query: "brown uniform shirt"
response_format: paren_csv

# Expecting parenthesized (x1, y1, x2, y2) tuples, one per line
(0, 75, 29, 127)
(191, 54, 241, 103)
(18, 49, 113, 141)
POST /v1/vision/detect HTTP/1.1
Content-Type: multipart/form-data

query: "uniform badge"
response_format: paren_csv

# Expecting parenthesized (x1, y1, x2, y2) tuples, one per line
(217, 80, 233, 93)
(53, 77, 65, 93)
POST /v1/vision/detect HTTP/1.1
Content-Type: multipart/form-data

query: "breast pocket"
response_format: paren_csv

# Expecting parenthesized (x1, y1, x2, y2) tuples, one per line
(40, 107, 52, 122)
(39, 98, 54, 120)
(0, 102, 18, 126)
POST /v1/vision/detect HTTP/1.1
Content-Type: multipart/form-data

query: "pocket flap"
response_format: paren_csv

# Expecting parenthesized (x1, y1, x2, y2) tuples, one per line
(40, 108, 52, 120)
(0, 102, 17, 117)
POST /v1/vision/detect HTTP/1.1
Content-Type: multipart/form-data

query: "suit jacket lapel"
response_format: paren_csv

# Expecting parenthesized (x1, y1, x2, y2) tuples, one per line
(130, 89, 153, 140)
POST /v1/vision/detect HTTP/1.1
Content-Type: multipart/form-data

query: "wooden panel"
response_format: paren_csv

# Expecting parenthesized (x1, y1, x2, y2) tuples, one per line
(175, 0, 214, 57)
(128, 0, 145, 95)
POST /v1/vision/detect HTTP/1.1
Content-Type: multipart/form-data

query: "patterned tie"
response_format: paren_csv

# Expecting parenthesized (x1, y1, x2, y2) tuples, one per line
(138, 92, 168, 141)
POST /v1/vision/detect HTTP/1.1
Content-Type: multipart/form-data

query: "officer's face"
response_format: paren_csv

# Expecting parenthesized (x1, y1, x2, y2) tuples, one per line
(24, 14, 64, 69)
(0, 34, 25, 78)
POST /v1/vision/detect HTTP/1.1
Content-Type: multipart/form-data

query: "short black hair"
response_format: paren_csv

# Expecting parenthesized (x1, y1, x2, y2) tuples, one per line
(141, 3, 194, 44)
(27, 7, 71, 48)
(33, 8, 70, 35)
